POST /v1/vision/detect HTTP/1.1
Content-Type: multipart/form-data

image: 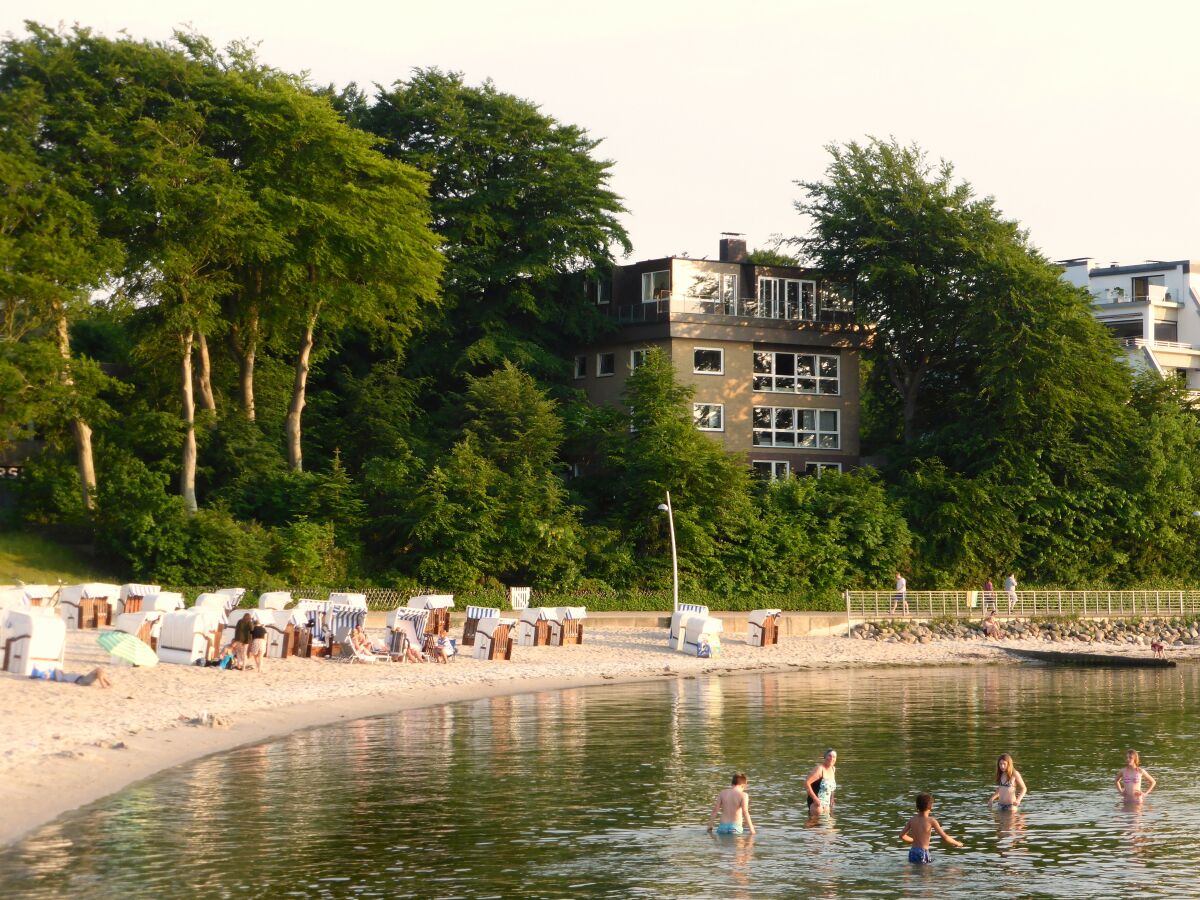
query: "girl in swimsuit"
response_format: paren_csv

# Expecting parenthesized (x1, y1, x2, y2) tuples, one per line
(988, 752, 1027, 810)
(806, 748, 837, 815)
(1115, 749, 1156, 804)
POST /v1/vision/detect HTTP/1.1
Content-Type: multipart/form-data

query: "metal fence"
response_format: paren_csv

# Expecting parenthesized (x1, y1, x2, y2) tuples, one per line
(845, 590, 1200, 621)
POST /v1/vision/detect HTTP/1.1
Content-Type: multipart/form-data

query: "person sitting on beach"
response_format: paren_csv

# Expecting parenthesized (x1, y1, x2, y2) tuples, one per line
(1116, 749, 1156, 804)
(429, 628, 450, 664)
(707, 772, 756, 835)
(981, 612, 1001, 639)
(900, 792, 963, 863)
(988, 753, 1027, 810)
(806, 748, 837, 816)
(248, 621, 267, 672)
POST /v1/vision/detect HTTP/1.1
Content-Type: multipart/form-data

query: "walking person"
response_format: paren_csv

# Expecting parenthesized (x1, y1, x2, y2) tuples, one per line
(983, 577, 996, 613)
(1004, 573, 1018, 612)
(890, 573, 908, 615)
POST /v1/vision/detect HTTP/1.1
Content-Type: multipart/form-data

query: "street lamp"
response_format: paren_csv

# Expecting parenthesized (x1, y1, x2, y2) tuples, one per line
(657, 491, 679, 613)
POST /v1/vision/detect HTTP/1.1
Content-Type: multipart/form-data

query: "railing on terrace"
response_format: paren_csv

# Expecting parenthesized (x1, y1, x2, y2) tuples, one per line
(608, 293, 856, 326)
(845, 589, 1200, 622)
(1120, 337, 1198, 352)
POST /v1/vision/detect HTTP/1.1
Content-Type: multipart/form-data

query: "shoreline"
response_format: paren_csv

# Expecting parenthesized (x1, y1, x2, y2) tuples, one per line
(0, 626, 1188, 848)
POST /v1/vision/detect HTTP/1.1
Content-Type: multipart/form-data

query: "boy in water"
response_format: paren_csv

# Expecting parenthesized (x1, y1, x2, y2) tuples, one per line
(707, 773, 756, 835)
(900, 792, 963, 863)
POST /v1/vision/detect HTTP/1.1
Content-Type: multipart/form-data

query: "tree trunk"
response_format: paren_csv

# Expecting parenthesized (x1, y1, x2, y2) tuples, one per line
(286, 312, 317, 472)
(180, 330, 198, 512)
(196, 331, 217, 413)
(54, 309, 97, 510)
(228, 301, 258, 421)
(887, 355, 929, 446)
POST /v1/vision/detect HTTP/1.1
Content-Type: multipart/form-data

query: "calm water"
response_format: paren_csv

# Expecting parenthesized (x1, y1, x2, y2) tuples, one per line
(2, 665, 1199, 898)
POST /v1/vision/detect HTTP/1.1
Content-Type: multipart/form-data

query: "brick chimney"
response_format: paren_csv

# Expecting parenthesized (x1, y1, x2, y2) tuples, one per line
(719, 233, 747, 263)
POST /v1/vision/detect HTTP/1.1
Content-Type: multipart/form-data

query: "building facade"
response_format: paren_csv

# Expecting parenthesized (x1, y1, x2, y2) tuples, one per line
(574, 236, 871, 478)
(1060, 257, 1200, 389)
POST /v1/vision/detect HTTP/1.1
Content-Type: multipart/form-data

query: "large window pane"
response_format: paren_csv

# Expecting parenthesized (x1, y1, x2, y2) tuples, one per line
(753, 407, 771, 429)
(775, 409, 794, 430)
(819, 410, 838, 432)
(693, 348, 724, 374)
(754, 352, 772, 374)
(819, 357, 838, 377)
(776, 354, 795, 376)
(796, 355, 815, 377)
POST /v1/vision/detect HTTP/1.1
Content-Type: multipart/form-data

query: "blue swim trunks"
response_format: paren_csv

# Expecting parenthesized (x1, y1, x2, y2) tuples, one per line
(715, 823, 744, 835)
(908, 846, 931, 864)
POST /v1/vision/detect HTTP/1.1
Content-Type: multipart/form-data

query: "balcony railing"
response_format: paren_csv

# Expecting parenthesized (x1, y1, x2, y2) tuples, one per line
(606, 293, 857, 326)
(1120, 338, 1198, 352)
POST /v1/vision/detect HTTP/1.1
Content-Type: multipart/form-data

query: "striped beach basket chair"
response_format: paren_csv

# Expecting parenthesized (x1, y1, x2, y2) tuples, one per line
(669, 604, 709, 650)
(118, 584, 160, 616)
(58, 583, 120, 630)
(472, 617, 516, 661)
(517, 607, 556, 647)
(462, 606, 499, 646)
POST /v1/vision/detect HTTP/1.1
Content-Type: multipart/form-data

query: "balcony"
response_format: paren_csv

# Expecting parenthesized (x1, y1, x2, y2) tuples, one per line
(605, 292, 857, 327)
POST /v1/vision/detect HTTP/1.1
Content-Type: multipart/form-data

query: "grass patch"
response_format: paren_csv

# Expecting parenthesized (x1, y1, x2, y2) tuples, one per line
(0, 531, 120, 586)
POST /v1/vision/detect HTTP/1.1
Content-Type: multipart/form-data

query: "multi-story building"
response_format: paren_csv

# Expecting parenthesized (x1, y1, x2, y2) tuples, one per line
(1060, 257, 1200, 389)
(574, 235, 871, 478)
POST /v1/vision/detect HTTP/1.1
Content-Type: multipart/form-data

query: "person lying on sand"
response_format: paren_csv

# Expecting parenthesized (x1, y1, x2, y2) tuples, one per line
(50, 667, 112, 687)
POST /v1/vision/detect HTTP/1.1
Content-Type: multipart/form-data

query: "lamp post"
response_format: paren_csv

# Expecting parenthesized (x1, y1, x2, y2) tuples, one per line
(657, 492, 679, 613)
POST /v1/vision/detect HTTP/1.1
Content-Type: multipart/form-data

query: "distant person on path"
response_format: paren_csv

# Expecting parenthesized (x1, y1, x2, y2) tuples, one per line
(988, 753, 1027, 810)
(707, 772, 756, 835)
(900, 792, 963, 863)
(1004, 573, 1018, 611)
(983, 578, 996, 613)
(891, 573, 908, 614)
(806, 748, 838, 816)
(249, 621, 267, 672)
(1116, 750, 1156, 804)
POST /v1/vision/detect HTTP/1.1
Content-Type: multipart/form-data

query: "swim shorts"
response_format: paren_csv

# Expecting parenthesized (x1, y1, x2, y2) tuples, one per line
(908, 847, 931, 864)
(715, 823, 744, 835)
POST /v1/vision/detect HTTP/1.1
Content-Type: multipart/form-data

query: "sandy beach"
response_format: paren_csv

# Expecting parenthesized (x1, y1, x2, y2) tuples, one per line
(0, 623, 1188, 847)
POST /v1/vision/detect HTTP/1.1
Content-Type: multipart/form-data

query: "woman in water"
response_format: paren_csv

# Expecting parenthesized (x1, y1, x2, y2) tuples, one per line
(988, 752, 1027, 810)
(805, 748, 837, 815)
(1115, 749, 1156, 803)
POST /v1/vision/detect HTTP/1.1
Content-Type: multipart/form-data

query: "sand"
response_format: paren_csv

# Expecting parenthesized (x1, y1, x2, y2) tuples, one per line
(0, 624, 1183, 846)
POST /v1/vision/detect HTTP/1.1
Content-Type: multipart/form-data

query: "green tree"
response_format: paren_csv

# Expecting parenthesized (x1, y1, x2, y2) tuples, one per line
(795, 138, 1017, 444)
(362, 69, 629, 392)
(407, 364, 582, 588)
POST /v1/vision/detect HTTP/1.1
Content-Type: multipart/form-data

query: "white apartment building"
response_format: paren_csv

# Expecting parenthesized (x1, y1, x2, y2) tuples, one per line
(1060, 258, 1200, 389)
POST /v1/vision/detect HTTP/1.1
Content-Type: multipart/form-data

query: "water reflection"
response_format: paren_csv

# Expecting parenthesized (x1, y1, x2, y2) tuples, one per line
(2, 666, 1200, 898)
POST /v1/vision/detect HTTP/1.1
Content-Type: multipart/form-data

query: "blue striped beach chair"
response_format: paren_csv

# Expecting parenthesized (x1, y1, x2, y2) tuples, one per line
(669, 604, 709, 649)
(462, 606, 499, 646)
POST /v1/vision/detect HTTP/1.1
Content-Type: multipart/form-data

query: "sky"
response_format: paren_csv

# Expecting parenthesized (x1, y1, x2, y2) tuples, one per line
(8, 0, 1200, 265)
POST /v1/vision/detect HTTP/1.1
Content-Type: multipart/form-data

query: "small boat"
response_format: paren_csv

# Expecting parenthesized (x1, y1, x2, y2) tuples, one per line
(1000, 647, 1176, 668)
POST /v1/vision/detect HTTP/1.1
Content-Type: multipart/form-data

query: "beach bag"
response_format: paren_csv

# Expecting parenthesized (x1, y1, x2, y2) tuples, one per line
(697, 640, 711, 658)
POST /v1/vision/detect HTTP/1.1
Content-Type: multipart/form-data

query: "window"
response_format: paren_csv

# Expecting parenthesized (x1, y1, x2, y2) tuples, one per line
(641, 270, 670, 301)
(756, 277, 816, 319)
(686, 272, 739, 314)
(752, 407, 839, 449)
(595, 279, 611, 305)
(752, 460, 790, 480)
(597, 352, 616, 377)
(753, 351, 839, 395)
(804, 462, 842, 477)
(574, 355, 587, 379)
(693, 348, 724, 375)
(693, 403, 724, 431)
(631, 349, 647, 370)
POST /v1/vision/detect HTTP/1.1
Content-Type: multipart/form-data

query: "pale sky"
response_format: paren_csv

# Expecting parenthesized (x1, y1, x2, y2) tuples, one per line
(8, 0, 1199, 265)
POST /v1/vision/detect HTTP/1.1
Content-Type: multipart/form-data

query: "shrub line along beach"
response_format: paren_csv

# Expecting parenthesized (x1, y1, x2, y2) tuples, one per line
(2, 618, 1194, 848)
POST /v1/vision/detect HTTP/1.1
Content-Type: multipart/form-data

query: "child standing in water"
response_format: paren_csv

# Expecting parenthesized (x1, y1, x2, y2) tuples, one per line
(900, 792, 963, 863)
(1115, 749, 1156, 804)
(988, 753, 1027, 810)
(707, 773, 756, 835)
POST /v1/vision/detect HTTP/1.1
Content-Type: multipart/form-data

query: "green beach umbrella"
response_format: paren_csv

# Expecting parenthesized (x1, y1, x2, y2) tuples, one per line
(97, 631, 159, 667)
